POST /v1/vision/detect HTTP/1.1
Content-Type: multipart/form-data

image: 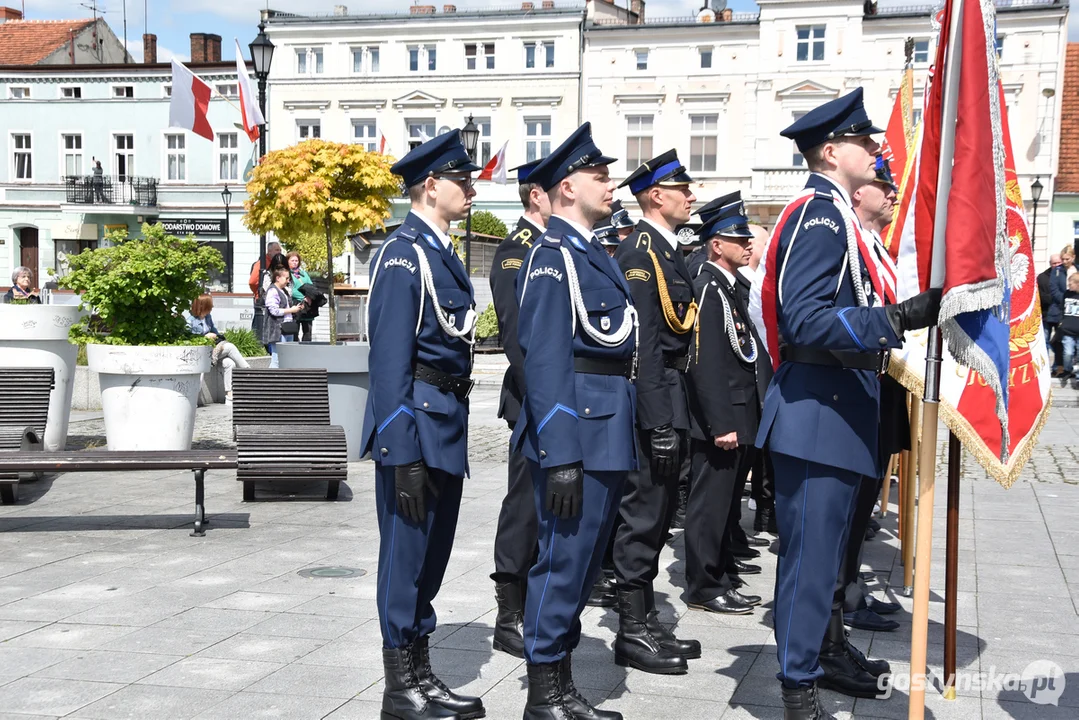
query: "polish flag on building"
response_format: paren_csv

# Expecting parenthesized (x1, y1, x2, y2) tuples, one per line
(378, 132, 389, 154)
(478, 141, 508, 184)
(168, 59, 213, 141)
(235, 39, 265, 143)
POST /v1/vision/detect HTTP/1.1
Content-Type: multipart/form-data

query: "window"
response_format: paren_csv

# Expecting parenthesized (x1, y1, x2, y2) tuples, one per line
(524, 117, 551, 163)
(297, 120, 321, 141)
(296, 47, 324, 74)
(163, 84, 172, 97)
(407, 119, 436, 151)
(11, 133, 32, 180)
(699, 48, 713, 69)
(369, 46, 380, 73)
(353, 46, 379, 73)
(470, 117, 493, 166)
(913, 108, 923, 128)
(625, 115, 653, 172)
(1073, 220, 1079, 244)
(543, 41, 554, 68)
(995, 35, 1004, 59)
(353, 120, 378, 151)
(61, 86, 82, 99)
(53, 240, 98, 280)
(217, 132, 239, 181)
(635, 50, 648, 71)
(426, 44, 437, 71)
(113, 85, 134, 98)
(165, 133, 186, 181)
(9, 87, 30, 99)
(796, 25, 826, 62)
(62, 134, 83, 177)
(689, 114, 718, 173)
(409, 45, 436, 71)
(465, 43, 495, 71)
(215, 84, 238, 98)
(409, 46, 420, 72)
(791, 111, 807, 166)
(114, 134, 134, 181)
(913, 39, 930, 64)
(524, 41, 555, 68)
(525, 42, 536, 68)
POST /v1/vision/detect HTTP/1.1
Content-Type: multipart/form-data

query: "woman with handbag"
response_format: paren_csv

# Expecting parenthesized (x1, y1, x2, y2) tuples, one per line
(185, 294, 251, 404)
(287, 251, 317, 342)
(263, 267, 306, 367)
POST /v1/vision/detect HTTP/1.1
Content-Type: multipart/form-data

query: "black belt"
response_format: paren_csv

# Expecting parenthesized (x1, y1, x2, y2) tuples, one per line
(780, 346, 889, 374)
(664, 353, 690, 372)
(414, 363, 474, 399)
(574, 357, 633, 378)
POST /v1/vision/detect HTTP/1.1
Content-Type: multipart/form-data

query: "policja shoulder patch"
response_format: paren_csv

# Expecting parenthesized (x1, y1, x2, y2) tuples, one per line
(625, 268, 651, 282)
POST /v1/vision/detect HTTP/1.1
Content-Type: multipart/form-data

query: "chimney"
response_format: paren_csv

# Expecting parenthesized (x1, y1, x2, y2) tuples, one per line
(443, 4, 456, 12)
(522, 0, 533, 8)
(143, 33, 158, 64)
(541, 0, 554, 8)
(0, 6, 23, 23)
(333, 4, 348, 15)
(630, 0, 644, 23)
(410, 4, 436, 13)
(189, 33, 222, 63)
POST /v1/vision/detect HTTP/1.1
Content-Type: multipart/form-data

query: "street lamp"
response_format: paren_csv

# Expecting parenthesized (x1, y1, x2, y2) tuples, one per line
(461, 114, 480, 276)
(248, 21, 274, 332)
(1031, 176, 1044, 253)
(221, 184, 233, 293)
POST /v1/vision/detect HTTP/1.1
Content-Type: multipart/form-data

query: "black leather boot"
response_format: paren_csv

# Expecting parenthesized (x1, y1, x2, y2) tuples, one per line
(755, 504, 778, 535)
(643, 584, 701, 659)
(493, 581, 525, 658)
(613, 588, 688, 675)
(585, 574, 617, 608)
(381, 646, 459, 720)
(781, 683, 835, 720)
(560, 653, 622, 720)
(524, 662, 574, 720)
(413, 635, 485, 719)
(818, 611, 887, 698)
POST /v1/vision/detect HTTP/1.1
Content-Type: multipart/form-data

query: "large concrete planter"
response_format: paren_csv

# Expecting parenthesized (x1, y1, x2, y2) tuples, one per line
(277, 342, 369, 460)
(88, 344, 211, 451)
(0, 304, 84, 451)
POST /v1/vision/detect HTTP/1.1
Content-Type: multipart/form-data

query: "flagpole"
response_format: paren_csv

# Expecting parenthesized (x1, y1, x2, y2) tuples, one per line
(943, 431, 962, 700)
(901, 396, 919, 595)
(909, 1, 965, 717)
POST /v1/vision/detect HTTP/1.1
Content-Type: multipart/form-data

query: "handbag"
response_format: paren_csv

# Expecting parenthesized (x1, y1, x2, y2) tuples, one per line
(273, 287, 300, 336)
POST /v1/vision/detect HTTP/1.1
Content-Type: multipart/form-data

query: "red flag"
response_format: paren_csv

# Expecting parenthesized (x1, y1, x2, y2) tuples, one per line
(478, 141, 508, 184)
(378, 132, 388, 154)
(168, 59, 213, 141)
(880, 62, 915, 254)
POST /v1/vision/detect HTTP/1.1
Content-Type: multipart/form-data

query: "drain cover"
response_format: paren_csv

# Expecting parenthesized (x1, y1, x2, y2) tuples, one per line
(298, 566, 367, 579)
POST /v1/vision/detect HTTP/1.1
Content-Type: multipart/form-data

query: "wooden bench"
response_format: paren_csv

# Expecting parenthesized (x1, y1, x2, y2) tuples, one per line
(0, 450, 237, 536)
(0, 367, 54, 502)
(231, 368, 348, 501)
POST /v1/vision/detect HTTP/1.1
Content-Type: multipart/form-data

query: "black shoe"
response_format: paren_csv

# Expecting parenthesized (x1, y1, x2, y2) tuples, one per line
(729, 588, 762, 607)
(727, 559, 762, 576)
(859, 571, 875, 583)
(687, 591, 754, 615)
(381, 646, 459, 720)
(613, 588, 688, 675)
(846, 640, 890, 678)
(866, 597, 901, 615)
(731, 545, 761, 559)
(867, 517, 881, 533)
(643, 585, 700, 659)
(524, 662, 574, 720)
(729, 575, 746, 590)
(493, 581, 525, 658)
(746, 534, 771, 547)
(413, 636, 485, 719)
(843, 608, 899, 632)
(864, 527, 877, 541)
(586, 575, 617, 608)
(560, 654, 622, 720)
(781, 683, 835, 720)
(818, 612, 888, 699)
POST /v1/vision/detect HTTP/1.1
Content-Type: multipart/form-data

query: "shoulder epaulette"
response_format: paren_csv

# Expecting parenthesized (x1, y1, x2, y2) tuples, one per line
(512, 227, 535, 247)
(396, 226, 419, 242)
(813, 189, 834, 201)
(634, 231, 652, 251)
(540, 231, 563, 247)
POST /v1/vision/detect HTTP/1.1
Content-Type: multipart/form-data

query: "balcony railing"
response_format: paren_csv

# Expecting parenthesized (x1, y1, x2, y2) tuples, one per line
(64, 175, 158, 207)
(751, 167, 810, 203)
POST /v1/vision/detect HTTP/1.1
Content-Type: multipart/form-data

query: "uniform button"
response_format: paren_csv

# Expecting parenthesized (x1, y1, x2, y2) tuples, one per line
(879, 337, 889, 346)
(540, 450, 547, 458)
(380, 448, 388, 456)
(584, 408, 591, 415)
(833, 394, 839, 402)
(601, 302, 607, 308)
(423, 402, 430, 408)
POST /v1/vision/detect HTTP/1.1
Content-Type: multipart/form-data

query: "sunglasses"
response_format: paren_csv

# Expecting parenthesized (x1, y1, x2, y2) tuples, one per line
(434, 175, 475, 190)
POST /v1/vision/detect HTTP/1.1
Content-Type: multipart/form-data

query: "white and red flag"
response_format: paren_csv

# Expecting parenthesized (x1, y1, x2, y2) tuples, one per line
(168, 59, 213, 141)
(234, 39, 265, 142)
(478, 141, 509, 184)
(378, 132, 389, 154)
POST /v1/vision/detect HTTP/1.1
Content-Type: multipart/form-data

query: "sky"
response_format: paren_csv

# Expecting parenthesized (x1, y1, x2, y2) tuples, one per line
(13, 0, 1079, 64)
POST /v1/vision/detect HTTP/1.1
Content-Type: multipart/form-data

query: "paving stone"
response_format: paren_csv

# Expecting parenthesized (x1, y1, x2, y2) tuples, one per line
(246, 662, 382, 698)
(136, 656, 283, 691)
(0, 677, 123, 716)
(31, 650, 181, 684)
(196, 633, 328, 664)
(189, 691, 348, 719)
(69, 683, 233, 719)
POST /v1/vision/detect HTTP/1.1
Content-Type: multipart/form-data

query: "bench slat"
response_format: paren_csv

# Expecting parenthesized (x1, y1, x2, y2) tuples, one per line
(0, 450, 238, 473)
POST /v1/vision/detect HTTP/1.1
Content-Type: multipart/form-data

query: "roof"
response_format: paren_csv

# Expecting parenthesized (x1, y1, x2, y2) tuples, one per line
(1057, 43, 1079, 194)
(0, 18, 95, 65)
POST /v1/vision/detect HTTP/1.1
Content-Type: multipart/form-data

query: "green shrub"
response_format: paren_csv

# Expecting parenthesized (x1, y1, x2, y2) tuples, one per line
(58, 223, 224, 347)
(457, 209, 507, 238)
(224, 328, 268, 357)
(476, 302, 499, 340)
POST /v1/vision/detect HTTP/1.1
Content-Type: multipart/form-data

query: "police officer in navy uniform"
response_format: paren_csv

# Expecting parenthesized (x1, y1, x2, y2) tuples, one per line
(610, 149, 701, 675)
(489, 159, 548, 658)
(362, 129, 485, 720)
(751, 89, 940, 719)
(608, 199, 636, 242)
(593, 216, 621, 257)
(513, 122, 634, 720)
(683, 193, 767, 616)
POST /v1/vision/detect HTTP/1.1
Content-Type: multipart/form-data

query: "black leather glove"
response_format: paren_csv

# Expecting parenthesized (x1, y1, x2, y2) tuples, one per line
(545, 463, 584, 520)
(885, 288, 943, 336)
(394, 460, 434, 523)
(650, 424, 679, 482)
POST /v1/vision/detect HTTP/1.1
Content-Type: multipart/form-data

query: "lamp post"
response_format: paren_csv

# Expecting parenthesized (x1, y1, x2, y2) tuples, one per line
(248, 21, 274, 332)
(1030, 176, 1044, 255)
(460, 114, 480, 276)
(221, 184, 233, 293)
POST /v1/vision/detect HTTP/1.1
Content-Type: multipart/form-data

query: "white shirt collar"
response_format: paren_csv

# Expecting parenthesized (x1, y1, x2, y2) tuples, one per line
(413, 212, 454, 250)
(643, 218, 680, 252)
(811, 172, 853, 208)
(521, 215, 547, 233)
(708, 261, 738, 287)
(553, 215, 596, 245)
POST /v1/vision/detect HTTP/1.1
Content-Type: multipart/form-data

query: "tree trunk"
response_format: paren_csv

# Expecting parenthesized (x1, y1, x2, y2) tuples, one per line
(325, 212, 337, 345)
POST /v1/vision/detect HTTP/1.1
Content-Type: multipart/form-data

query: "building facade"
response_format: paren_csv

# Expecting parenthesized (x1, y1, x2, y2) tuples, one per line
(0, 54, 261, 294)
(1050, 41, 1079, 262)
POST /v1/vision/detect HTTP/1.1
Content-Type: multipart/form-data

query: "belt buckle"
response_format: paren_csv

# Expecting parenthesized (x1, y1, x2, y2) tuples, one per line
(878, 351, 890, 376)
(461, 379, 474, 399)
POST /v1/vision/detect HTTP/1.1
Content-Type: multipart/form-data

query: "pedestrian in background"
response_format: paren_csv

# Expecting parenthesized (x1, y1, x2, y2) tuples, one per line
(1059, 272, 1079, 389)
(287, 251, 315, 342)
(263, 268, 304, 368)
(1038, 254, 1066, 374)
(185, 293, 250, 404)
(4, 266, 40, 303)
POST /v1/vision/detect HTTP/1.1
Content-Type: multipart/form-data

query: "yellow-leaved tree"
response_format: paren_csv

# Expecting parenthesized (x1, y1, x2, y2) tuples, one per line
(244, 139, 400, 342)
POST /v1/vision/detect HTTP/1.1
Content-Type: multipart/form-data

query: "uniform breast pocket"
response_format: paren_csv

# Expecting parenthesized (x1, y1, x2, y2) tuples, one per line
(581, 287, 625, 333)
(436, 287, 472, 328)
(668, 281, 694, 320)
(728, 387, 747, 406)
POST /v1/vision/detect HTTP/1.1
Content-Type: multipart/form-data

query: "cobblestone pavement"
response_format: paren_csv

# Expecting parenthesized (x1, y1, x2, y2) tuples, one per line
(2, 363, 1077, 719)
